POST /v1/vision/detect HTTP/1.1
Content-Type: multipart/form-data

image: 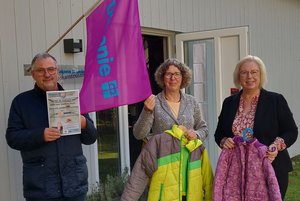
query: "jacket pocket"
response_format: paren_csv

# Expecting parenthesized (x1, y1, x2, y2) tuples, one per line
(23, 158, 46, 193)
(75, 155, 88, 185)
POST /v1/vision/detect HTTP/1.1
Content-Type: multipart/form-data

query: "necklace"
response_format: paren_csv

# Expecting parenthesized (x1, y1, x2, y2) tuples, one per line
(166, 100, 180, 118)
(165, 94, 181, 103)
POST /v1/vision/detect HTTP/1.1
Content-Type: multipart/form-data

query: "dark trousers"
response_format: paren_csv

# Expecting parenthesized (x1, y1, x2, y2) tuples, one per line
(276, 170, 289, 199)
(26, 193, 86, 201)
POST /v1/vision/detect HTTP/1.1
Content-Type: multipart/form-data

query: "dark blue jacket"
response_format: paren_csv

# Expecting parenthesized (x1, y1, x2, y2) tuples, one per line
(6, 84, 97, 199)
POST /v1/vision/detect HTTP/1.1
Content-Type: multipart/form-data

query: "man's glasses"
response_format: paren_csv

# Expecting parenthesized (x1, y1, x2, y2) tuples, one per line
(34, 67, 58, 75)
(165, 72, 182, 79)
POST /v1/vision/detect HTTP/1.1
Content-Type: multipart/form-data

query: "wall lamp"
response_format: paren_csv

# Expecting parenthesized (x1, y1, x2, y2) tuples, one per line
(63, 39, 83, 53)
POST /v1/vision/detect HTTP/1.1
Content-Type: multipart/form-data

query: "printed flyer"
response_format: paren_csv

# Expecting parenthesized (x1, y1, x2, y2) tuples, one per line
(47, 90, 81, 135)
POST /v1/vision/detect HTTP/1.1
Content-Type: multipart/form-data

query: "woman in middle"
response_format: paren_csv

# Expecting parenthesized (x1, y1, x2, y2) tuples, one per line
(133, 58, 208, 142)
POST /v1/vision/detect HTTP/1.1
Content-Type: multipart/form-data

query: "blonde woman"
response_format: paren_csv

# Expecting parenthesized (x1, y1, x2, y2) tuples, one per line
(214, 55, 298, 199)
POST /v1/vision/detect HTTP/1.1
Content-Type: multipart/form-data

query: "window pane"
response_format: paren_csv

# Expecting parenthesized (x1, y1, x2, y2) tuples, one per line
(96, 108, 121, 181)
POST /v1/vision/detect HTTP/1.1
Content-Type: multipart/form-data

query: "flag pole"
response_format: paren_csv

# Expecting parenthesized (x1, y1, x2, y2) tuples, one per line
(46, 0, 103, 53)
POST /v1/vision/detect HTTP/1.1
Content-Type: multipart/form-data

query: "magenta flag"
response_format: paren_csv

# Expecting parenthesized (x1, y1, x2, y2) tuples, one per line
(80, 0, 152, 113)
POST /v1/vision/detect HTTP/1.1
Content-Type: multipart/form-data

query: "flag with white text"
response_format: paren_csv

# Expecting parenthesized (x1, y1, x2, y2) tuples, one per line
(80, 0, 151, 113)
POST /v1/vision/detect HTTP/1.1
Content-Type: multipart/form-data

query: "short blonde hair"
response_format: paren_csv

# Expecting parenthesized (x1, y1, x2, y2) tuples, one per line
(154, 58, 192, 89)
(233, 55, 267, 88)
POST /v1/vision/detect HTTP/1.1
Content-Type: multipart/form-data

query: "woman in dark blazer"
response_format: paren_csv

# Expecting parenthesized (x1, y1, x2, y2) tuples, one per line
(214, 55, 298, 199)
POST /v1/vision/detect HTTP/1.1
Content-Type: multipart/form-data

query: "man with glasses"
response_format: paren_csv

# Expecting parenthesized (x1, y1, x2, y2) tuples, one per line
(6, 52, 97, 201)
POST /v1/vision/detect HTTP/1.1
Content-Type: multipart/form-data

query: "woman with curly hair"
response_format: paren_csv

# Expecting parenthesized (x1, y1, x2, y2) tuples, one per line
(133, 58, 208, 142)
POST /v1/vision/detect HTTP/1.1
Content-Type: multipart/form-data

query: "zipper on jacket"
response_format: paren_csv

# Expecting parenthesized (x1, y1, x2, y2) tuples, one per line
(158, 183, 163, 200)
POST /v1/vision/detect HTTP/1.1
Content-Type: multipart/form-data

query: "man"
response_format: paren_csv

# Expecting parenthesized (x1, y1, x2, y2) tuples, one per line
(6, 52, 97, 201)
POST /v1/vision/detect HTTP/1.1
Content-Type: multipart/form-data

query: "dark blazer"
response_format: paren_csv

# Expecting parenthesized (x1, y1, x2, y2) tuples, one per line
(214, 88, 298, 174)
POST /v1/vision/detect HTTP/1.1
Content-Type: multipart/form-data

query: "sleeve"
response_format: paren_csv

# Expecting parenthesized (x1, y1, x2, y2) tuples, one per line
(133, 107, 155, 140)
(262, 157, 282, 201)
(213, 150, 231, 201)
(193, 100, 209, 141)
(276, 94, 298, 148)
(214, 98, 232, 147)
(120, 155, 150, 201)
(121, 139, 158, 201)
(201, 148, 214, 201)
(80, 113, 97, 145)
(6, 97, 45, 151)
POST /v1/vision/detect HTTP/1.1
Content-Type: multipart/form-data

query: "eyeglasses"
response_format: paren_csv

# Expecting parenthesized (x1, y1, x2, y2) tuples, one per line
(165, 72, 182, 79)
(34, 67, 58, 75)
(239, 70, 260, 77)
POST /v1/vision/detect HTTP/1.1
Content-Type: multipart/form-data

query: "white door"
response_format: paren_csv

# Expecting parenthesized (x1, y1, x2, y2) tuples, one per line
(175, 27, 248, 171)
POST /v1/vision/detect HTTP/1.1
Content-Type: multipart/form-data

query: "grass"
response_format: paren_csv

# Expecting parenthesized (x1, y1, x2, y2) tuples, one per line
(285, 155, 300, 201)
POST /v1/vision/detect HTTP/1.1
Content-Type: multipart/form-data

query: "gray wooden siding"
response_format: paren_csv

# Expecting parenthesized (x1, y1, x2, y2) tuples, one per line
(139, 0, 300, 158)
(1, 0, 300, 200)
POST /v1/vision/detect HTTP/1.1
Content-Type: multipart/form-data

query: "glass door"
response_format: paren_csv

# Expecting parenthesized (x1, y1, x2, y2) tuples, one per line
(185, 39, 215, 133)
(183, 39, 218, 170)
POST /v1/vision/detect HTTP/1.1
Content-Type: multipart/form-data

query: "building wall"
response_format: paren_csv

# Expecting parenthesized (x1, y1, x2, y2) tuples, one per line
(139, 0, 300, 157)
(1, 0, 299, 200)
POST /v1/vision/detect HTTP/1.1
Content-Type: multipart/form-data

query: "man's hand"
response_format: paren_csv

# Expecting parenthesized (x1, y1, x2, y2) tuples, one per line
(80, 115, 87, 129)
(44, 128, 61, 142)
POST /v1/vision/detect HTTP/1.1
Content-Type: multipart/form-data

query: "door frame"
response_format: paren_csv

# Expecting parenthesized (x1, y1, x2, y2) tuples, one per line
(120, 28, 176, 173)
(175, 26, 248, 170)
(120, 26, 249, 174)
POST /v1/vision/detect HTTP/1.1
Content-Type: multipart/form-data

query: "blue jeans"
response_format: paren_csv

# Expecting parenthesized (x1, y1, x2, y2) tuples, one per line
(26, 193, 86, 201)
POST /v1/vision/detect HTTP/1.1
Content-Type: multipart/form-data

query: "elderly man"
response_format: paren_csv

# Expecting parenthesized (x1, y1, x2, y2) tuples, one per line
(6, 52, 97, 201)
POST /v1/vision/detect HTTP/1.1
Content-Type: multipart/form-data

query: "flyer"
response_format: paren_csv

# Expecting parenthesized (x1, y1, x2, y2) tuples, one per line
(46, 90, 81, 135)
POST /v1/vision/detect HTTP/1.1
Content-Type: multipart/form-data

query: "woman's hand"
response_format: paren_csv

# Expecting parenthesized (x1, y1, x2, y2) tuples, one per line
(267, 144, 278, 163)
(221, 137, 235, 149)
(144, 94, 155, 112)
(178, 126, 197, 141)
(186, 129, 197, 141)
